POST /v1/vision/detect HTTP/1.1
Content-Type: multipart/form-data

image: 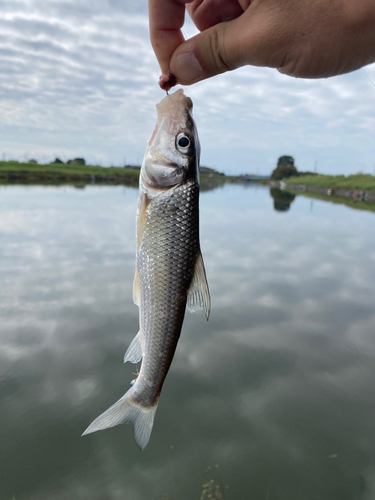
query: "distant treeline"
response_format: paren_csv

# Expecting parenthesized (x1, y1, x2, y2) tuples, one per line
(27, 157, 87, 166)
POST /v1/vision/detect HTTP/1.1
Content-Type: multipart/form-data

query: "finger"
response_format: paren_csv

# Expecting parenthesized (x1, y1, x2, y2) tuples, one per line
(186, 0, 244, 31)
(149, 0, 192, 75)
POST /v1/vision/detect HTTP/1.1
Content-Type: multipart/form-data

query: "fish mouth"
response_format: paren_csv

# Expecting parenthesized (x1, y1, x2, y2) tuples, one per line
(166, 88, 192, 107)
(156, 89, 193, 125)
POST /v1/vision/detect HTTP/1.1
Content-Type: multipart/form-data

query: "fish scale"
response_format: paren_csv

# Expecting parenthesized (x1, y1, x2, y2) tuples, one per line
(136, 181, 200, 407)
(82, 89, 210, 450)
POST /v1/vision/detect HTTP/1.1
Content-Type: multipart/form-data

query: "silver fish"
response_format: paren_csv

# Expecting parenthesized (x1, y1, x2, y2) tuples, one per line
(83, 89, 210, 449)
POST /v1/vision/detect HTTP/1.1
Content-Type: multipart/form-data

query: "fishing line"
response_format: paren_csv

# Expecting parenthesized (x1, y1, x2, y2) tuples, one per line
(362, 68, 375, 90)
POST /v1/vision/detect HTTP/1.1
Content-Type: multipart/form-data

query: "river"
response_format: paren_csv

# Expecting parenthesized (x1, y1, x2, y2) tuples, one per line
(1, 184, 375, 500)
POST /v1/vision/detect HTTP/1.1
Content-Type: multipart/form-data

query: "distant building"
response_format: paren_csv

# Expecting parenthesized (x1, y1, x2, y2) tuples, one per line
(240, 174, 270, 181)
(123, 165, 141, 170)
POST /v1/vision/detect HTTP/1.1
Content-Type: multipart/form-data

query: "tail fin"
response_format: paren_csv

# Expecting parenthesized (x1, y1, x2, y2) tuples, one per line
(82, 390, 158, 450)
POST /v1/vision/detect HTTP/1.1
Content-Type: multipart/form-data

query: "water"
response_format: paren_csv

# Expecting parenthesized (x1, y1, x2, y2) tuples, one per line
(1, 184, 375, 500)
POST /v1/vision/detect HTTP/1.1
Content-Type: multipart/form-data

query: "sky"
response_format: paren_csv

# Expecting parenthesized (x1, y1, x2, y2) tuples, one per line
(0, 0, 375, 176)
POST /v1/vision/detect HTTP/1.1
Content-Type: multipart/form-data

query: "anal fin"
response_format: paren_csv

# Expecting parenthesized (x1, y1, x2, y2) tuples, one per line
(124, 331, 143, 364)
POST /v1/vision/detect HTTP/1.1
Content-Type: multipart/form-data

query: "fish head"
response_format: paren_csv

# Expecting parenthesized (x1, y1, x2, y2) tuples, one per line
(141, 89, 200, 191)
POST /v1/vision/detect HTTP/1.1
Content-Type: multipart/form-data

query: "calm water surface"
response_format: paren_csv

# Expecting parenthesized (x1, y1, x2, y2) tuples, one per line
(1, 184, 375, 500)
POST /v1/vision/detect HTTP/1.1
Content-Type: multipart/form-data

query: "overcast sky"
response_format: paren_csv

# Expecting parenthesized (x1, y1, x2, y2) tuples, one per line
(1, 0, 375, 176)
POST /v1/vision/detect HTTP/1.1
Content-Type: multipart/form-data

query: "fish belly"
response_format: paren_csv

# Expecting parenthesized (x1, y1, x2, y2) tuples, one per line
(135, 179, 200, 406)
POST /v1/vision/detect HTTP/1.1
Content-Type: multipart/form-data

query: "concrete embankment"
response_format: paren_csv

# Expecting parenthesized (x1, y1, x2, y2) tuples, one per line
(271, 181, 375, 203)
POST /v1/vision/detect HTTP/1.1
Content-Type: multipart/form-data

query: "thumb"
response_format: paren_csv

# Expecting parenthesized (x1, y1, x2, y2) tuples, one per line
(169, 10, 280, 84)
(169, 18, 247, 85)
(169, 6, 293, 85)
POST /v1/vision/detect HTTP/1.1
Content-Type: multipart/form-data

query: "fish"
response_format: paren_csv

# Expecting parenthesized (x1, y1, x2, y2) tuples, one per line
(82, 89, 210, 449)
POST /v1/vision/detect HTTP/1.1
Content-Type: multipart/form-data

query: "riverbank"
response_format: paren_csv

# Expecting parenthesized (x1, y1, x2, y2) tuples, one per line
(0, 161, 140, 186)
(284, 187, 375, 214)
(0, 160, 231, 191)
(281, 180, 375, 203)
(280, 173, 375, 204)
(285, 174, 375, 191)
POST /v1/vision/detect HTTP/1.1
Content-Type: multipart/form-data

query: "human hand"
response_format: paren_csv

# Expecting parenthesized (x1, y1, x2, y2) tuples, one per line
(149, 0, 375, 88)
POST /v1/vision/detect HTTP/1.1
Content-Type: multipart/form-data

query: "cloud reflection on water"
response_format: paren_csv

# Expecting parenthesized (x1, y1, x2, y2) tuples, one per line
(1, 184, 375, 499)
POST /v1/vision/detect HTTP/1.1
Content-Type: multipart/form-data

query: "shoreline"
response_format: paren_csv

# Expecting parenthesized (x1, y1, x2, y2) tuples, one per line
(0, 161, 235, 191)
(275, 181, 375, 203)
(284, 173, 375, 192)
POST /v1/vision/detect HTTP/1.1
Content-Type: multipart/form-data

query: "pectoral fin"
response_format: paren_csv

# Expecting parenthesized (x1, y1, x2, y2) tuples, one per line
(187, 251, 210, 320)
(133, 265, 140, 307)
(136, 191, 149, 250)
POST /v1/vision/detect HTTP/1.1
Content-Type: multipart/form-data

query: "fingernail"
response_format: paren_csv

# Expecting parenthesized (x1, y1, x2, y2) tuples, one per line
(173, 52, 203, 82)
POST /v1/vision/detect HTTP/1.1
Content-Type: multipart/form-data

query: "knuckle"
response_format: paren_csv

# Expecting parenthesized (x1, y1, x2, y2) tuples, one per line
(208, 28, 232, 73)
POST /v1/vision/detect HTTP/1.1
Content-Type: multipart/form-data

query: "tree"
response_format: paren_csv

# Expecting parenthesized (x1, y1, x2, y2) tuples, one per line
(277, 155, 295, 167)
(270, 188, 296, 211)
(271, 155, 298, 180)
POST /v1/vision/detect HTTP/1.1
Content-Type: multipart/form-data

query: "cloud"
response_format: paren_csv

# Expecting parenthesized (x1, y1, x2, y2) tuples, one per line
(0, 1, 374, 174)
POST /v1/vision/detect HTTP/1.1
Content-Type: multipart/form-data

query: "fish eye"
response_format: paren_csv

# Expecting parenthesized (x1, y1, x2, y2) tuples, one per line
(176, 133, 192, 153)
(178, 136, 189, 148)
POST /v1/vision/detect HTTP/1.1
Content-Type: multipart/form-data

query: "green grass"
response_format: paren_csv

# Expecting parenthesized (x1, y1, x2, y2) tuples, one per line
(0, 160, 230, 190)
(285, 174, 375, 191)
(0, 161, 140, 186)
